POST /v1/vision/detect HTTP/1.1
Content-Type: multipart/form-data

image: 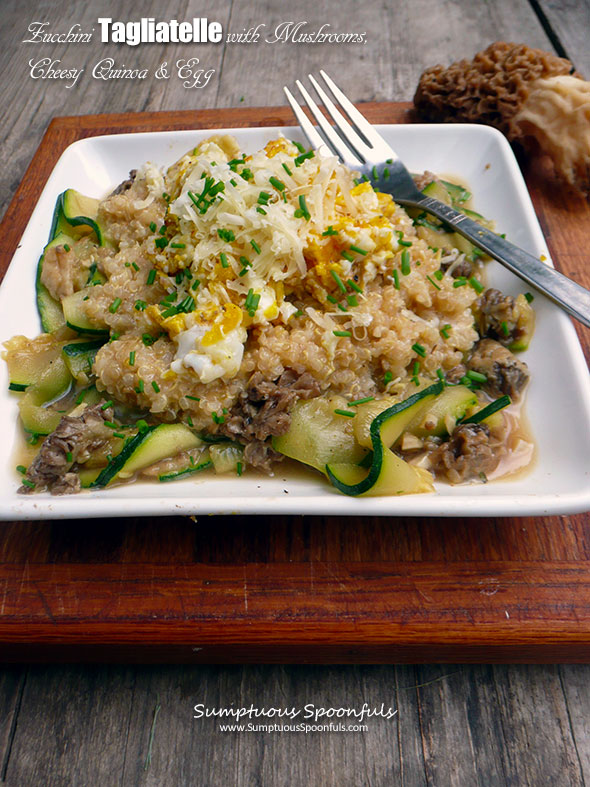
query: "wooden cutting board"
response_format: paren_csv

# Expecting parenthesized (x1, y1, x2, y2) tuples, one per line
(0, 103, 589, 663)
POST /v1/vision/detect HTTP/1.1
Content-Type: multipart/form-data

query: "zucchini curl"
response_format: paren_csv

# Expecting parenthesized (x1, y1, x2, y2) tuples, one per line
(413, 42, 590, 195)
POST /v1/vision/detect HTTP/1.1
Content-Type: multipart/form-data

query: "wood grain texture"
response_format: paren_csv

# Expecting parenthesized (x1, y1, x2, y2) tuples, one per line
(0, 103, 589, 664)
(534, 0, 590, 75)
(0, 0, 589, 782)
(0, 0, 554, 222)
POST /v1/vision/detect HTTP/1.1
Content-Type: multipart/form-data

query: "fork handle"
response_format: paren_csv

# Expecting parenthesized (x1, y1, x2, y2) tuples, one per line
(409, 196, 590, 329)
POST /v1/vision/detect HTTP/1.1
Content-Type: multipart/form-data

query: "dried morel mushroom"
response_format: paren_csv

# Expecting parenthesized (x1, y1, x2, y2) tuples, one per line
(414, 42, 590, 194)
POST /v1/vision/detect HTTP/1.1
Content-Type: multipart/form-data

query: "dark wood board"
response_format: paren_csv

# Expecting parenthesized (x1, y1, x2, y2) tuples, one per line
(0, 103, 588, 664)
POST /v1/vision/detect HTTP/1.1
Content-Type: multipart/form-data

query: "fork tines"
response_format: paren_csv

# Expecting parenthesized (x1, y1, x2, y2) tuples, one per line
(283, 70, 392, 167)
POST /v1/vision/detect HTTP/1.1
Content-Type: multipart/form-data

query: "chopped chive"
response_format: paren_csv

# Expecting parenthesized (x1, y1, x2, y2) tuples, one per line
(101, 400, 113, 410)
(372, 165, 378, 180)
(170, 242, 186, 249)
(384, 371, 393, 385)
(501, 320, 510, 337)
(220, 252, 229, 268)
(440, 324, 451, 339)
(337, 303, 348, 312)
(346, 294, 358, 307)
(330, 270, 347, 293)
(142, 334, 156, 346)
(250, 239, 261, 255)
(103, 421, 118, 429)
(137, 419, 149, 433)
(412, 361, 420, 376)
(294, 150, 314, 166)
(154, 237, 168, 249)
(469, 276, 484, 294)
(460, 395, 511, 425)
(152, 381, 160, 393)
(524, 292, 534, 303)
(401, 249, 411, 275)
(129, 351, 135, 366)
(436, 368, 445, 382)
(434, 269, 444, 281)
(326, 294, 338, 304)
(466, 370, 487, 383)
(149, 222, 157, 232)
(217, 228, 235, 242)
(341, 251, 355, 263)
(136, 380, 145, 393)
(109, 298, 122, 313)
(191, 279, 200, 291)
(16, 465, 26, 475)
(346, 279, 363, 293)
(412, 342, 426, 357)
(349, 245, 368, 256)
(334, 408, 356, 418)
(186, 395, 200, 401)
(134, 300, 147, 311)
(297, 194, 310, 220)
(256, 207, 267, 215)
(187, 415, 194, 428)
(63, 243, 71, 252)
(75, 390, 86, 405)
(237, 462, 243, 477)
(427, 275, 441, 291)
(333, 330, 352, 337)
(21, 479, 36, 489)
(131, 262, 140, 271)
(239, 256, 251, 268)
(393, 270, 400, 290)
(322, 226, 339, 236)
(113, 432, 126, 439)
(453, 278, 467, 288)
(348, 396, 375, 406)
(147, 269, 156, 285)
(269, 176, 285, 191)
(257, 191, 271, 205)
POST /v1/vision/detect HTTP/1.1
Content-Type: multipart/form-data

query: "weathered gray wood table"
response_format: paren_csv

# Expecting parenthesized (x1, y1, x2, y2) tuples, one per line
(1, 1, 590, 784)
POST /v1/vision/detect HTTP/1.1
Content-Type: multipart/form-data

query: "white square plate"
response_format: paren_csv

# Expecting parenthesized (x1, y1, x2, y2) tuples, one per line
(1, 123, 589, 519)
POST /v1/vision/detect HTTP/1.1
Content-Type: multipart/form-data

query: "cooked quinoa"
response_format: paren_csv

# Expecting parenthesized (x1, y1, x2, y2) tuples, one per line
(42, 136, 479, 426)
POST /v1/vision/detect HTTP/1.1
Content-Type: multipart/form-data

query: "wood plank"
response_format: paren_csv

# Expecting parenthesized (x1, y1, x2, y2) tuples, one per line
(534, 0, 590, 75)
(1, 665, 135, 786)
(217, 0, 553, 106)
(0, 561, 589, 662)
(121, 665, 407, 786)
(492, 665, 584, 786)
(0, 0, 232, 220)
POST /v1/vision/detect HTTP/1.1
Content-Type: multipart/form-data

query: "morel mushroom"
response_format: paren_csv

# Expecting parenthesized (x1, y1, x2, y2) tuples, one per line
(414, 42, 590, 194)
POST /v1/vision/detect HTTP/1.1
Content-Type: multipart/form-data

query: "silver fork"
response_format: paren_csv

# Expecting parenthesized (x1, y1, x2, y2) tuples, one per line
(284, 71, 590, 329)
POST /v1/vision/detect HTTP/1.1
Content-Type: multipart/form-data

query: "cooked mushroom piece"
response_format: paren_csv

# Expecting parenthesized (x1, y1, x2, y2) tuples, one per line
(430, 422, 499, 483)
(20, 403, 115, 495)
(475, 288, 535, 349)
(468, 339, 529, 399)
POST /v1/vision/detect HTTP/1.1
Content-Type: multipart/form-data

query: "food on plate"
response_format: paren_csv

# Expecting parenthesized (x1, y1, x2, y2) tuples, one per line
(3, 135, 535, 496)
(414, 42, 590, 195)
